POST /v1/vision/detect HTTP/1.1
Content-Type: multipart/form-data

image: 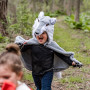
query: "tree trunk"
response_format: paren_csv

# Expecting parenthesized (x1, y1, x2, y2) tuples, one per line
(66, 0, 72, 16)
(64, 0, 67, 12)
(32, 0, 36, 12)
(75, 0, 80, 22)
(71, 0, 75, 12)
(50, 0, 54, 11)
(45, 0, 48, 6)
(0, 0, 8, 36)
(58, 0, 64, 11)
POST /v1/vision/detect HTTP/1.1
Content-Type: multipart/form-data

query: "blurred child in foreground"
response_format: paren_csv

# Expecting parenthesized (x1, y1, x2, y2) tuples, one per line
(0, 43, 32, 90)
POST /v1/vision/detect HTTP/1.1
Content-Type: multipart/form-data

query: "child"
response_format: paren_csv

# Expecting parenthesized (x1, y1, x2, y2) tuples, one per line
(15, 12, 82, 90)
(0, 43, 32, 90)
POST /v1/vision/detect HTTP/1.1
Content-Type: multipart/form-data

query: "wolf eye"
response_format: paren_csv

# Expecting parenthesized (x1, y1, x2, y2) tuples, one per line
(35, 32, 39, 34)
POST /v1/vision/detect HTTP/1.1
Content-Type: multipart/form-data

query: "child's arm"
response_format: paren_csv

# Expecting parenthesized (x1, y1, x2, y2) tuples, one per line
(55, 51, 73, 65)
(17, 42, 32, 52)
(54, 51, 82, 68)
(72, 62, 83, 68)
(20, 44, 32, 52)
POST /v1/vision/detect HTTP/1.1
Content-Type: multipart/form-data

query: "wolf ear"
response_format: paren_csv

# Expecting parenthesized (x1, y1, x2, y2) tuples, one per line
(38, 11, 44, 19)
(50, 18, 56, 25)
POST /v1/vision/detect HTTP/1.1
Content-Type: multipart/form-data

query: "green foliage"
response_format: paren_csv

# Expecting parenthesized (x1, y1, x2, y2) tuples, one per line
(23, 73, 33, 82)
(45, 10, 66, 17)
(81, 0, 90, 12)
(65, 13, 90, 32)
(0, 34, 9, 43)
(22, 69, 33, 82)
(0, 34, 4, 42)
(60, 76, 83, 83)
(7, 0, 37, 36)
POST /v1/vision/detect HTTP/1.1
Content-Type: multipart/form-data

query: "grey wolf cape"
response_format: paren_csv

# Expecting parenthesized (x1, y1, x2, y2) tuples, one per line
(15, 36, 82, 72)
(15, 11, 82, 78)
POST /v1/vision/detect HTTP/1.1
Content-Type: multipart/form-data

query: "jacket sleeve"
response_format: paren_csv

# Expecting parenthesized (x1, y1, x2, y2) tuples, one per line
(54, 51, 73, 66)
(20, 45, 32, 52)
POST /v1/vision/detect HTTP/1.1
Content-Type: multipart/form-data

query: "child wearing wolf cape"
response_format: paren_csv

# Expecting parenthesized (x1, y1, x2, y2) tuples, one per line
(15, 12, 82, 90)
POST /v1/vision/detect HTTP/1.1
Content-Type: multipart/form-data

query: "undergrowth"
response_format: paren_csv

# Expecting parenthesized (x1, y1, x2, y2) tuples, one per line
(65, 12, 90, 32)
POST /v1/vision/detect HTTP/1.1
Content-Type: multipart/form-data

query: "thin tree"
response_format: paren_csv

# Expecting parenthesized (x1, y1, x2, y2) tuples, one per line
(64, 0, 67, 12)
(45, 0, 48, 6)
(66, 0, 72, 16)
(74, 0, 80, 22)
(50, 0, 54, 12)
(0, 0, 8, 36)
(58, 0, 64, 12)
(32, 0, 36, 12)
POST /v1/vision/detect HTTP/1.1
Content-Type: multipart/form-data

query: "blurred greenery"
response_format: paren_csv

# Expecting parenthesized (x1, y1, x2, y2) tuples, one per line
(65, 12, 90, 31)
(0, 34, 10, 43)
(7, 0, 37, 36)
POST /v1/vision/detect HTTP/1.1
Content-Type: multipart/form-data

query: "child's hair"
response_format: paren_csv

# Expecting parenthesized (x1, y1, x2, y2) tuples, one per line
(0, 43, 22, 75)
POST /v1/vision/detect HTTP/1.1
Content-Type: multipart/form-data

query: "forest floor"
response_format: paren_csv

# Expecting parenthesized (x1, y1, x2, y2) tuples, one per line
(0, 16, 90, 90)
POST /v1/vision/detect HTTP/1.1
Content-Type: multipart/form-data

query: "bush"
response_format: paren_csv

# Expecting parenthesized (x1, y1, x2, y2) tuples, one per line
(7, 0, 37, 36)
(45, 10, 66, 17)
(0, 34, 9, 43)
(65, 13, 90, 31)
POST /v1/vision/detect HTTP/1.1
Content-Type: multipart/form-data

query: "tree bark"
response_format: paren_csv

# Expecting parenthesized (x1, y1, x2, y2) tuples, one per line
(66, 0, 72, 16)
(32, 0, 36, 12)
(0, 0, 8, 36)
(45, 0, 48, 6)
(50, 0, 54, 11)
(58, 0, 64, 11)
(64, 0, 67, 12)
(75, 0, 80, 22)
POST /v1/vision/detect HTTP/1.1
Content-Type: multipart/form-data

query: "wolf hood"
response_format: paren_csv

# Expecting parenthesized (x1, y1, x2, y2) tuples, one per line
(32, 11, 56, 44)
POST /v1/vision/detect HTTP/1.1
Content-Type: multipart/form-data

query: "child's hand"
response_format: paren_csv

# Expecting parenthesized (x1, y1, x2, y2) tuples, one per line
(23, 42, 27, 44)
(72, 62, 83, 68)
(72, 62, 76, 66)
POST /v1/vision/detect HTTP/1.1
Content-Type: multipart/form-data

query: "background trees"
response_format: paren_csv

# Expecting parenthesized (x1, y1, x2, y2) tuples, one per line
(0, 0, 8, 36)
(0, 0, 90, 36)
(74, 0, 80, 22)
